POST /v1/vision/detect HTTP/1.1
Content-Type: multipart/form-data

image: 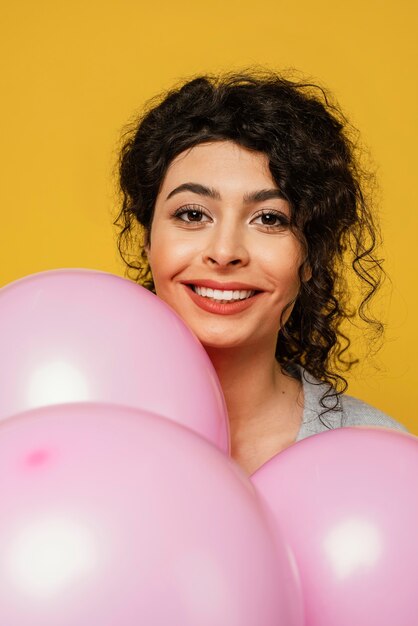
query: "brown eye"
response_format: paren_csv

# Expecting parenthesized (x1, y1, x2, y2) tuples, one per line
(183, 210, 203, 221)
(173, 205, 211, 224)
(252, 211, 289, 229)
(260, 213, 279, 225)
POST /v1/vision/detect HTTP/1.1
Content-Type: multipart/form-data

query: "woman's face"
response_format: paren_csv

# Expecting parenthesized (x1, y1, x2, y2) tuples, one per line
(146, 140, 306, 351)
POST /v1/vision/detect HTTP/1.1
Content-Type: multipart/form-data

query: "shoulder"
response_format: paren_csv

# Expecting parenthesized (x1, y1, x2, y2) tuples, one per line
(296, 367, 408, 441)
(340, 393, 409, 433)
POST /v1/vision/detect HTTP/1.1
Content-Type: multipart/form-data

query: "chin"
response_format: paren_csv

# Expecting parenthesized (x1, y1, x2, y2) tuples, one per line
(197, 335, 246, 350)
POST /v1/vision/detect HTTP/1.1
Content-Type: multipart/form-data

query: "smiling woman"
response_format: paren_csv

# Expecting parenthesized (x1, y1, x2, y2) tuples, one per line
(145, 141, 304, 348)
(114, 69, 408, 475)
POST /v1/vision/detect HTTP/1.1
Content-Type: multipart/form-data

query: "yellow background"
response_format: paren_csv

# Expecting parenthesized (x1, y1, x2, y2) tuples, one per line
(1, 0, 416, 434)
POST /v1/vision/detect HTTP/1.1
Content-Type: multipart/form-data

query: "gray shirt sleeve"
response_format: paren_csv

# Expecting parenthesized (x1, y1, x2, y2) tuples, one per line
(340, 394, 409, 433)
(295, 368, 409, 442)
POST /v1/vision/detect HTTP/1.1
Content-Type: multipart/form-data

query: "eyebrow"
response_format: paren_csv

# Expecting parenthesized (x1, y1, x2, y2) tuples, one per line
(166, 183, 221, 201)
(244, 188, 286, 202)
(165, 182, 286, 203)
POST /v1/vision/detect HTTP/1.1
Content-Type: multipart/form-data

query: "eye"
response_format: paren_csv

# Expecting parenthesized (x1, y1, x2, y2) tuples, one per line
(172, 205, 211, 224)
(252, 210, 289, 229)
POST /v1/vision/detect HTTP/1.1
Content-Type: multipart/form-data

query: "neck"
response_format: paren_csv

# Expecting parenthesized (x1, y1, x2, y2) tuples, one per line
(204, 340, 302, 447)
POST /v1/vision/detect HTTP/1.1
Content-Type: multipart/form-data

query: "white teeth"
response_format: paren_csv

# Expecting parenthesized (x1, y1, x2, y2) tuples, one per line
(193, 285, 255, 301)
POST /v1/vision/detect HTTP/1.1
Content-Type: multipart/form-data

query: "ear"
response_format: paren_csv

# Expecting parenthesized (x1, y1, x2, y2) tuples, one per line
(301, 260, 312, 283)
(143, 229, 151, 257)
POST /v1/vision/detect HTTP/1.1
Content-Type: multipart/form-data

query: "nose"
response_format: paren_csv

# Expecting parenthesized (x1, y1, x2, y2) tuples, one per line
(202, 220, 250, 268)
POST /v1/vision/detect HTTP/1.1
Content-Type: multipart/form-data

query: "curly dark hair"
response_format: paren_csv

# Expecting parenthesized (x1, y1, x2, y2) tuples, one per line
(114, 68, 384, 420)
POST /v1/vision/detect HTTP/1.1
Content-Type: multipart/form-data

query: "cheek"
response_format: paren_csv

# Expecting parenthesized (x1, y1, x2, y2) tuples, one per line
(148, 247, 172, 288)
(266, 246, 303, 298)
(148, 232, 196, 287)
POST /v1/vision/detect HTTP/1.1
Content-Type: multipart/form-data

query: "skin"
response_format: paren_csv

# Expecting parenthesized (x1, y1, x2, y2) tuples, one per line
(145, 140, 309, 475)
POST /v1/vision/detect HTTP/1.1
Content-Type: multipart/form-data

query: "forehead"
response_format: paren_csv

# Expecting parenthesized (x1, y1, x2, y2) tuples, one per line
(159, 140, 275, 194)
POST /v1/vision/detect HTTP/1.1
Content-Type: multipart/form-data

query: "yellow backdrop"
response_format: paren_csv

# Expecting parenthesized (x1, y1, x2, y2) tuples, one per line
(1, 0, 416, 433)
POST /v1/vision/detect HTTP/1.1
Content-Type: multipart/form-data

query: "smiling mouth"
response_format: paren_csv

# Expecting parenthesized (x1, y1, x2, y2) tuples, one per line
(186, 284, 261, 304)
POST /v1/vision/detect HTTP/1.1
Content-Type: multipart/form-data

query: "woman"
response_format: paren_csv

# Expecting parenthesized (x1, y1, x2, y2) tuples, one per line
(114, 69, 407, 475)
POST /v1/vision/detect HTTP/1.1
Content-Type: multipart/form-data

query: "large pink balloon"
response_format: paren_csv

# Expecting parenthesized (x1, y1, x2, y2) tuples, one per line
(252, 427, 418, 626)
(0, 269, 228, 451)
(0, 403, 303, 626)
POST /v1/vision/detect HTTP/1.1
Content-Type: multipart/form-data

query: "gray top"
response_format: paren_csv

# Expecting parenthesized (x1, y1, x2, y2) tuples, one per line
(295, 369, 409, 442)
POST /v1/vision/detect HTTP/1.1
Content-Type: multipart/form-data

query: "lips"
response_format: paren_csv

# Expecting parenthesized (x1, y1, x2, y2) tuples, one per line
(183, 283, 264, 315)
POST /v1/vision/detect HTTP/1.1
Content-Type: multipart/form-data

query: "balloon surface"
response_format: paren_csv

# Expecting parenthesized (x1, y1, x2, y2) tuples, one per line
(0, 269, 228, 451)
(251, 427, 418, 626)
(0, 403, 303, 626)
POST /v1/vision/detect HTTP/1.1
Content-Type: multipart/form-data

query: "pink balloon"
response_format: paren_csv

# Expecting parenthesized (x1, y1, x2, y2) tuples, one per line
(0, 403, 303, 626)
(0, 269, 228, 451)
(252, 427, 418, 626)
